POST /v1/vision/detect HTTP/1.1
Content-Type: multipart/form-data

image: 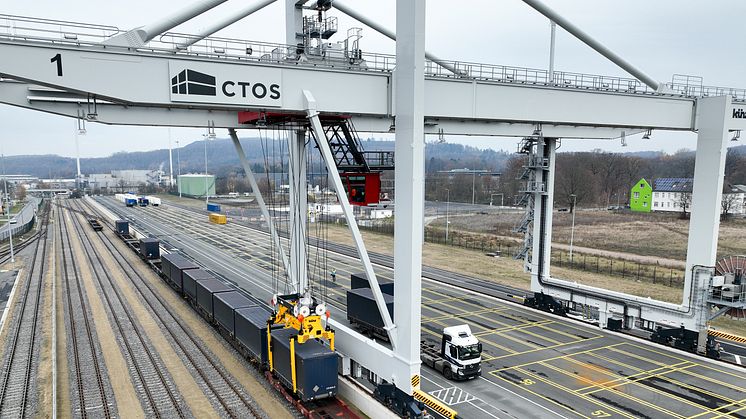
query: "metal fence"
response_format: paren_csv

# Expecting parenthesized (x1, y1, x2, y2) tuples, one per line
(356, 221, 686, 287)
(0, 198, 40, 242)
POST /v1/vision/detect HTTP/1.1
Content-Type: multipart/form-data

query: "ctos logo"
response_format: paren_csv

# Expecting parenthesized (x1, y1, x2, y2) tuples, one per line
(170, 67, 280, 101)
(171, 69, 216, 96)
(734, 108, 746, 119)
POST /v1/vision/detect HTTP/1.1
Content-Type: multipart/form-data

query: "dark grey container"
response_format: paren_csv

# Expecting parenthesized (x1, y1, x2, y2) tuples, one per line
(139, 237, 160, 260)
(182, 269, 216, 301)
(270, 327, 338, 401)
(346, 288, 394, 330)
(235, 306, 273, 365)
(196, 279, 233, 319)
(213, 291, 255, 334)
(115, 220, 129, 235)
(161, 253, 199, 291)
(350, 272, 394, 295)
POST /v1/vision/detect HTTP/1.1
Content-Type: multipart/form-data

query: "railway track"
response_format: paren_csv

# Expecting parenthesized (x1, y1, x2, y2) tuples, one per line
(69, 200, 264, 419)
(60, 200, 188, 419)
(56, 204, 115, 418)
(0, 201, 50, 417)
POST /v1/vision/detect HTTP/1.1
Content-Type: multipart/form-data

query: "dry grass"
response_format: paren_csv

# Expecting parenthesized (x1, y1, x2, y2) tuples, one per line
(710, 316, 746, 338)
(439, 210, 746, 262)
(316, 224, 684, 303)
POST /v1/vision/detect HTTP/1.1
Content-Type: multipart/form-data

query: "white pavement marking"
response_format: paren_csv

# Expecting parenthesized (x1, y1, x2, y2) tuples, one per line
(478, 377, 571, 419)
(429, 386, 476, 406)
(736, 355, 742, 365)
(421, 375, 503, 419)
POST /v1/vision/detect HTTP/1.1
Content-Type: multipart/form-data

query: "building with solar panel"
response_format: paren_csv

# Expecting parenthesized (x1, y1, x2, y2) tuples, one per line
(648, 178, 746, 215)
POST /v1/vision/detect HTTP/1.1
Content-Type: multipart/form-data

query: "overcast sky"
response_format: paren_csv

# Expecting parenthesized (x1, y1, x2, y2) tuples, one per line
(2, 0, 745, 158)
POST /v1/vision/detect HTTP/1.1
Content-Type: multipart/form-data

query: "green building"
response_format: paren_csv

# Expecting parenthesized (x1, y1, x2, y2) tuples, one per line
(630, 178, 652, 212)
(178, 174, 215, 197)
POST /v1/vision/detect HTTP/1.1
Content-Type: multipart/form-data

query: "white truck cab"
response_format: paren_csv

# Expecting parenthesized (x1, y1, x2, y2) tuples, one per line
(422, 324, 482, 380)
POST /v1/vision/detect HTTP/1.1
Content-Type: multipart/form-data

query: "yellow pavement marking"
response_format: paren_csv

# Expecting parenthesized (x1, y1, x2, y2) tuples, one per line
(615, 345, 746, 395)
(514, 367, 637, 419)
(559, 357, 712, 416)
(474, 319, 555, 336)
(537, 361, 689, 419)
(423, 306, 510, 323)
(491, 371, 591, 419)
(689, 396, 746, 419)
(581, 352, 743, 407)
(575, 356, 690, 393)
(489, 337, 612, 365)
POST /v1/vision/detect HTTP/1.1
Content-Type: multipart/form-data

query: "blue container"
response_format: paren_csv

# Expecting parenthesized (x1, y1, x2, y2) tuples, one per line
(196, 279, 233, 319)
(347, 288, 394, 331)
(161, 253, 199, 291)
(235, 306, 273, 365)
(182, 269, 216, 302)
(350, 272, 394, 296)
(207, 203, 221, 212)
(271, 327, 338, 402)
(213, 291, 255, 334)
(125, 198, 137, 207)
(115, 220, 129, 235)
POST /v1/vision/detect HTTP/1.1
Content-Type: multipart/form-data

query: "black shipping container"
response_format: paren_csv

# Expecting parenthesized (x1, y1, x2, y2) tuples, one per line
(213, 291, 255, 334)
(350, 272, 394, 295)
(161, 253, 199, 291)
(139, 237, 160, 260)
(196, 279, 233, 318)
(115, 220, 129, 235)
(346, 288, 394, 330)
(235, 306, 274, 364)
(270, 328, 338, 401)
(182, 269, 216, 301)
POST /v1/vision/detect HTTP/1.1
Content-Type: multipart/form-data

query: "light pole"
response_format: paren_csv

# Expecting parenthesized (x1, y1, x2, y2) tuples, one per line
(471, 170, 476, 205)
(569, 194, 577, 262)
(1, 153, 14, 263)
(445, 188, 450, 243)
(176, 140, 182, 198)
(204, 135, 209, 204)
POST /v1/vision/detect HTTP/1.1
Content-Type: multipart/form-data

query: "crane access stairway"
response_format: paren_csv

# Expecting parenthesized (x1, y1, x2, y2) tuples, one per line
(513, 135, 548, 261)
(237, 112, 394, 173)
(319, 118, 394, 172)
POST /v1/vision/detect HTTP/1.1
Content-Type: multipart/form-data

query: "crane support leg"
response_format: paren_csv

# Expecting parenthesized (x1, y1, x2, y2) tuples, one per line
(304, 91, 398, 347)
(391, 0, 426, 395)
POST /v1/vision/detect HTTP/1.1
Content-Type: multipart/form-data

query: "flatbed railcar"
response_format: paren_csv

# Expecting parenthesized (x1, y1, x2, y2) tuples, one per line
(109, 217, 344, 408)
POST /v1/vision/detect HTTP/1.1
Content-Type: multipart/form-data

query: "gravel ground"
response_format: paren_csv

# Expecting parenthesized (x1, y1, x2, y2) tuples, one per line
(58, 207, 118, 418)
(0, 226, 49, 417)
(66, 208, 193, 418)
(94, 220, 272, 418)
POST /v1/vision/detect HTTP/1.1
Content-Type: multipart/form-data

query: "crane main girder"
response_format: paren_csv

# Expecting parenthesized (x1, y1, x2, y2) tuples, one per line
(0, 38, 705, 135)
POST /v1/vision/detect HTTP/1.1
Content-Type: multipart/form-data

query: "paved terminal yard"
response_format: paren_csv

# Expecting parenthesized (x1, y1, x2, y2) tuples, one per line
(97, 195, 746, 419)
(0, 200, 292, 418)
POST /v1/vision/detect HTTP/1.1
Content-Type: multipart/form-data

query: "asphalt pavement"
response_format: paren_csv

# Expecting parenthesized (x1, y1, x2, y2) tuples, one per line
(97, 196, 746, 419)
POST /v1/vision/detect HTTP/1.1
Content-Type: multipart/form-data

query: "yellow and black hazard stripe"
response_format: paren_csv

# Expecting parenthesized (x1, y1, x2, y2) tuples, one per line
(709, 329, 746, 344)
(411, 374, 421, 389)
(413, 389, 458, 419)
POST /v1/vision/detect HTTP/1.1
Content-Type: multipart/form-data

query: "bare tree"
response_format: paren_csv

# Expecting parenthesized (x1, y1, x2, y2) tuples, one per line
(721, 192, 739, 221)
(678, 192, 692, 219)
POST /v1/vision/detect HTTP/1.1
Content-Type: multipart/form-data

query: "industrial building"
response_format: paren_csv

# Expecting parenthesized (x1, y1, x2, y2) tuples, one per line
(178, 174, 215, 198)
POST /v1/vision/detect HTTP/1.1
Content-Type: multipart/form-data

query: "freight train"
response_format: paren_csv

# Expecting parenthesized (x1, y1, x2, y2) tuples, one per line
(113, 219, 340, 404)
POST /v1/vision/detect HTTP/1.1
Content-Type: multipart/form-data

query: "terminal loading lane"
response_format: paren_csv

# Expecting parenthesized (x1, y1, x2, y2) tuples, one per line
(99, 198, 746, 419)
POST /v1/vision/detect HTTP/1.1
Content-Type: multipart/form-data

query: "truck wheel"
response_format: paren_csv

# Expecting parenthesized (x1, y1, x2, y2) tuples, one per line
(443, 367, 452, 380)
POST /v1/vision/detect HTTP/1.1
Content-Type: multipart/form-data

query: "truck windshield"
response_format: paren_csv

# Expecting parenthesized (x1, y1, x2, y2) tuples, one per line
(458, 344, 481, 360)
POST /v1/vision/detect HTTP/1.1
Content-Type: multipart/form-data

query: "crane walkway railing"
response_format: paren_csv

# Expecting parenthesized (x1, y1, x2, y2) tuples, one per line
(1, 14, 745, 102)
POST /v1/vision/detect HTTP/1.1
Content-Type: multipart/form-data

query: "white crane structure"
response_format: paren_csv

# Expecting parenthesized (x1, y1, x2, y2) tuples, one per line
(0, 0, 744, 404)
